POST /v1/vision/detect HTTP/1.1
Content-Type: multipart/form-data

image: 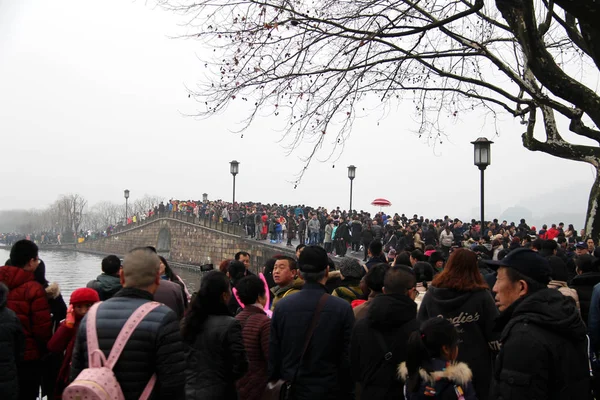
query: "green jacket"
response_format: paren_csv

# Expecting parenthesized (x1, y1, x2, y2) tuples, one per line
(270, 277, 304, 310)
(332, 283, 363, 304)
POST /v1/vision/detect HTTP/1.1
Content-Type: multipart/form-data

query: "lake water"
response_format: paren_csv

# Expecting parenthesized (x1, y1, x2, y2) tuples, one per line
(0, 248, 200, 304)
(0, 248, 107, 304)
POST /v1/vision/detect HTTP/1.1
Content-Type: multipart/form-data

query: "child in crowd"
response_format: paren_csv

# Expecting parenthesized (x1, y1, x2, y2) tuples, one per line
(47, 288, 100, 399)
(399, 318, 477, 400)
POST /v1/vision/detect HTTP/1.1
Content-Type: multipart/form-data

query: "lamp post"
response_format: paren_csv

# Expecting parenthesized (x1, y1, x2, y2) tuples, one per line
(202, 193, 208, 203)
(471, 138, 493, 236)
(124, 189, 130, 223)
(347, 165, 356, 212)
(230, 160, 239, 205)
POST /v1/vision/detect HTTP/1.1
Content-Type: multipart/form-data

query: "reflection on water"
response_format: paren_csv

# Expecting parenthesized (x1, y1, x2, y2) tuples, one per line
(0, 249, 198, 303)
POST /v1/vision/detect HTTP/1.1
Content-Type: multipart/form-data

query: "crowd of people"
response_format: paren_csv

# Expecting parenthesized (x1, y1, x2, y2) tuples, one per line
(1, 222, 600, 399)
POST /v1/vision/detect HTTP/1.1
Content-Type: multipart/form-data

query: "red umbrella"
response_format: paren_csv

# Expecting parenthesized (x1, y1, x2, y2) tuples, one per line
(371, 198, 392, 207)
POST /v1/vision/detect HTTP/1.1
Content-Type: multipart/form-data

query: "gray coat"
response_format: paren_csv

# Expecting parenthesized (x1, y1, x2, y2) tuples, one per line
(154, 279, 186, 320)
(308, 218, 321, 234)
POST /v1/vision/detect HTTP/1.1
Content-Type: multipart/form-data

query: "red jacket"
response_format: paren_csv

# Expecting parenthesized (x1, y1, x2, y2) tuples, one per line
(547, 227, 560, 240)
(235, 305, 270, 400)
(0, 266, 52, 360)
(48, 320, 79, 398)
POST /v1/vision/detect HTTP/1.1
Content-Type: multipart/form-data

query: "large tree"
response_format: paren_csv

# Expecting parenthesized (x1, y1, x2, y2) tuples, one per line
(163, 0, 600, 238)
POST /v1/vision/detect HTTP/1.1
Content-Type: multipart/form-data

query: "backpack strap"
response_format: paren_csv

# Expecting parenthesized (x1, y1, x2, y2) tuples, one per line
(105, 301, 162, 369)
(86, 302, 106, 368)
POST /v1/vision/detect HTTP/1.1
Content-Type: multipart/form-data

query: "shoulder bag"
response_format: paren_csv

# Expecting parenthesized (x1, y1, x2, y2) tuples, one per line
(262, 293, 328, 400)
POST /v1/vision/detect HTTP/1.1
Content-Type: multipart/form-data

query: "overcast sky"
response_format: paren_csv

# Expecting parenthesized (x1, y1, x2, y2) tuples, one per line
(0, 0, 596, 228)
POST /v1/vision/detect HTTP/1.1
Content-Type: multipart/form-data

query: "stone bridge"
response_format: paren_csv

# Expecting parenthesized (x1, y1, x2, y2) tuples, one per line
(77, 213, 295, 276)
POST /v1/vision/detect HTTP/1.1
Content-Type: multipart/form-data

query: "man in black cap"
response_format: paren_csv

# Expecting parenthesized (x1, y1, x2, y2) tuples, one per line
(576, 241, 591, 256)
(488, 248, 591, 399)
(268, 246, 355, 400)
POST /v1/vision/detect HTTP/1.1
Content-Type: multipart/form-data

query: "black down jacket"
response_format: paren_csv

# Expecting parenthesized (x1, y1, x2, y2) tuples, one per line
(70, 288, 186, 400)
(491, 288, 591, 400)
(184, 314, 248, 399)
(351, 293, 420, 400)
(0, 283, 25, 400)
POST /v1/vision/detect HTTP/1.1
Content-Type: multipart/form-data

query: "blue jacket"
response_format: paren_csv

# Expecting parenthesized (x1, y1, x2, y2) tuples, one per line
(269, 282, 354, 400)
(588, 282, 600, 350)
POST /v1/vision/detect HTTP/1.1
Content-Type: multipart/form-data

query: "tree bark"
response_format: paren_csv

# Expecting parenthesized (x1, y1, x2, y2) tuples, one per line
(585, 168, 600, 242)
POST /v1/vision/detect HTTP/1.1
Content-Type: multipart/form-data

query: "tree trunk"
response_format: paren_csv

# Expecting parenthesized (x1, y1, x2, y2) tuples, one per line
(585, 168, 600, 242)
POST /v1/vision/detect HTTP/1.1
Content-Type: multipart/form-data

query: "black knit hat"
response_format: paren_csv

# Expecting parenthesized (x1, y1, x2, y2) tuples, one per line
(298, 246, 328, 273)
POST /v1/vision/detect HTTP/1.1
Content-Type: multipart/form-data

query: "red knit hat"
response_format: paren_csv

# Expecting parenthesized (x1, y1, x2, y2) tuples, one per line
(70, 288, 100, 305)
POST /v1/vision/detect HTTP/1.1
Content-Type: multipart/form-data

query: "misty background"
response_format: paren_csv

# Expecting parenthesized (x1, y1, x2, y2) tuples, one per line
(0, 0, 595, 232)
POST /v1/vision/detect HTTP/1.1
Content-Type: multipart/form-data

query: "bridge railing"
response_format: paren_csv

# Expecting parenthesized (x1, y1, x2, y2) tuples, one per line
(87, 211, 245, 241)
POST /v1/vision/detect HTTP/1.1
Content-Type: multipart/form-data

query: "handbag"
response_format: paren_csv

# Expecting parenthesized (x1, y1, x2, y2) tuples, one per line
(262, 293, 329, 400)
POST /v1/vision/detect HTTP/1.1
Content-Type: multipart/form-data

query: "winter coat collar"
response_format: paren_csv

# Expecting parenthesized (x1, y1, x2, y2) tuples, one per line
(571, 272, 600, 287)
(271, 277, 304, 296)
(493, 295, 524, 332)
(397, 360, 473, 386)
(113, 287, 154, 301)
(495, 288, 586, 342)
(239, 305, 267, 316)
(302, 281, 328, 292)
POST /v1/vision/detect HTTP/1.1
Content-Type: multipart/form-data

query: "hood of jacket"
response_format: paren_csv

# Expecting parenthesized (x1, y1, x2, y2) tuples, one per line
(367, 293, 417, 328)
(426, 286, 483, 312)
(397, 360, 473, 386)
(45, 282, 61, 299)
(0, 265, 34, 290)
(500, 288, 586, 343)
(95, 273, 122, 292)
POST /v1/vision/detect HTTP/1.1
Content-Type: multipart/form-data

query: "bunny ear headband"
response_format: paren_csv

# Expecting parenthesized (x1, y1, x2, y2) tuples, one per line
(232, 272, 273, 318)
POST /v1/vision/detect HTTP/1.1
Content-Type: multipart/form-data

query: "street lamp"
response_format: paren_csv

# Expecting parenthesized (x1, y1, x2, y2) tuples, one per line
(124, 189, 130, 223)
(347, 165, 356, 212)
(471, 137, 493, 235)
(230, 160, 239, 205)
(202, 193, 208, 202)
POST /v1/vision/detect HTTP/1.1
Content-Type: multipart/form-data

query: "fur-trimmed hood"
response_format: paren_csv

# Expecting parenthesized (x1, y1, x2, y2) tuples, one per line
(398, 361, 473, 386)
(45, 282, 61, 299)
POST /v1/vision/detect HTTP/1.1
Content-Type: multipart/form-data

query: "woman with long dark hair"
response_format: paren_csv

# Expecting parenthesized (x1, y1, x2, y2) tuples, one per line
(417, 248, 498, 400)
(361, 221, 374, 262)
(181, 271, 248, 399)
(159, 256, 190, 307)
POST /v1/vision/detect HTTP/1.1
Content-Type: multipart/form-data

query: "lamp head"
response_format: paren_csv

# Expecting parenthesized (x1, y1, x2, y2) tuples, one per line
(230, 160, 240, 176)
(347, 165, 356, 180)
(471, 137, 493, 170)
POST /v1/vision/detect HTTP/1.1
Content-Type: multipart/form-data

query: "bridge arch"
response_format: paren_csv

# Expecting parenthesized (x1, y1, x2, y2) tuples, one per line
(157, 227, 171, 256)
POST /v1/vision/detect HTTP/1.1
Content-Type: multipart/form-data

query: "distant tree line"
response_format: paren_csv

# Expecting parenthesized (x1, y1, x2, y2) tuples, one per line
(0, 194, 164, 234)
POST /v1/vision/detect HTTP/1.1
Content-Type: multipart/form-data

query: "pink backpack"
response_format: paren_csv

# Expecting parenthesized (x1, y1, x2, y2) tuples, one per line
(63, 301, 161, 400)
